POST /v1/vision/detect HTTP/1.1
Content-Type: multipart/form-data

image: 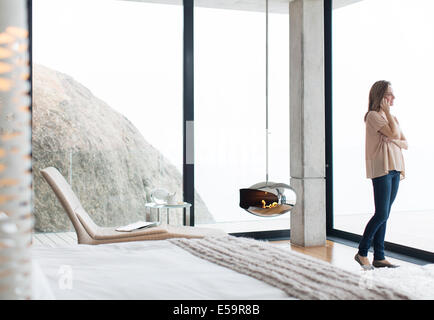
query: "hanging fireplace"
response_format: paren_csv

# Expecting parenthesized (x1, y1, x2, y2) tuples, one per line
(239, 0, 296, 217)
(240, 182, 296, 217)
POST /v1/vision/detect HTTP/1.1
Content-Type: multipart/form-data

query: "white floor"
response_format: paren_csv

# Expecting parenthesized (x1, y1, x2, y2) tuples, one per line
(32, 232, 77, 247)
(33, 210, 433, 253)
(199, 218, 290, 233)
(335, 210, 434, 252)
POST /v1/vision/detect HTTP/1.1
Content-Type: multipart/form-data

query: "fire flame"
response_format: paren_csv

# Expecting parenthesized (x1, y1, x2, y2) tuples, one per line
(261, 200, 278, 209)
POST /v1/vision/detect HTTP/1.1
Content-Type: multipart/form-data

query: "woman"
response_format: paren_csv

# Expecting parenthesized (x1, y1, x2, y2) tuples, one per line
(354, 80, 408, 270)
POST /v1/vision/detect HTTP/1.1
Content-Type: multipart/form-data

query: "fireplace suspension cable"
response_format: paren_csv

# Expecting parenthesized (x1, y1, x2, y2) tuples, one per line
(265, 0, 269, 184)
(238, 0, 297, 217)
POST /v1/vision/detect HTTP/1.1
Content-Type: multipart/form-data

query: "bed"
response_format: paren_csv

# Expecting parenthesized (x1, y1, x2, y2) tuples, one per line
(31, 235, 434, 300)
(31, 237, 289, 300)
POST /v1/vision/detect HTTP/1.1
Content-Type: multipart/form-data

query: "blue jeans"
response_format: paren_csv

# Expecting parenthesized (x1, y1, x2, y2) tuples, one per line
(358, 170, 400, 261)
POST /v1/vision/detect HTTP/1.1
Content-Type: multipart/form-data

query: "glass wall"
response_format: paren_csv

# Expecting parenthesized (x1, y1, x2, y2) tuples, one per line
(332, 0, 434, 252)
(194, 2, 290, 232)
(32, 0, 187, 232)
(32, 0, 290, 235)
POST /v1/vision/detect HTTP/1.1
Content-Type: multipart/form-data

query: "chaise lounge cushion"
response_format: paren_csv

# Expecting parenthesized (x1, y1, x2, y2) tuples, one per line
(75, 206, 225, 241)
(75, 206, 169, 240)
(42, 166, 226, 244)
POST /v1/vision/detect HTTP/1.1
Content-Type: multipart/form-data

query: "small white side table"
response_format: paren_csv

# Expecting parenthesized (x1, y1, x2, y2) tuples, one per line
(144, 202, 192, 226)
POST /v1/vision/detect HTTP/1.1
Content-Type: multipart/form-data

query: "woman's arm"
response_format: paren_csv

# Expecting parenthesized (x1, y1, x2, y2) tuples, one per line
(383, 131, 408, 150)
(378, 98, 400, 139)
(391, 131, 408, 150)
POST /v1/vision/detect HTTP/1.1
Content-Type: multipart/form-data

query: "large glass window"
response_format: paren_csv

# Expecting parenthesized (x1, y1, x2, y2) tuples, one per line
(194, 2, 290, 232)
(32, 0, 186, 232)
(32, 0, 290, 235)
(332, 0, 434, 252)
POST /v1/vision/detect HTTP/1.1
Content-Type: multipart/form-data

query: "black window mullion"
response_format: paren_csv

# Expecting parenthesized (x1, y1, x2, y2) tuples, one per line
(324, 0, 333, 234)
(183, 0, 194, 226)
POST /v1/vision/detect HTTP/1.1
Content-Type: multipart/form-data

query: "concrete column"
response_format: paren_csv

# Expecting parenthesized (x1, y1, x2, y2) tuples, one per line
(289, 0, 326, 247)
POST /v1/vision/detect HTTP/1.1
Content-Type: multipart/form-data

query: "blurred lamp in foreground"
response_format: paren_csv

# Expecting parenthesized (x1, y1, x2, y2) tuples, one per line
(0, 0, 33, 299)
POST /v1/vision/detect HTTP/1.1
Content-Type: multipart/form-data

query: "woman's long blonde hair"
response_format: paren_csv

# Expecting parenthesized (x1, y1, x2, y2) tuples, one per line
(364, 80, 391, 122)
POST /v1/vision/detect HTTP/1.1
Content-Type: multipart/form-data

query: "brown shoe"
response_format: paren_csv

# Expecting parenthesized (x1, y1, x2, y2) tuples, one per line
(354, 253, 374, 270)
(372, 260, 399, 268)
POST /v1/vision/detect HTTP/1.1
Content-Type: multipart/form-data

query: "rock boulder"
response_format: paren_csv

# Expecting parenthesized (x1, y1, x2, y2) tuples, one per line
(32, 64, 214, 232)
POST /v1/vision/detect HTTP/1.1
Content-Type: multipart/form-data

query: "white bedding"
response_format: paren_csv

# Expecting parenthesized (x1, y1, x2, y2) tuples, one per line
(31, 240, 292, 300)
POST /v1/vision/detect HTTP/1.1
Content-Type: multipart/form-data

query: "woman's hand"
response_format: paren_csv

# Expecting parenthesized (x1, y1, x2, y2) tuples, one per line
(382, 133, 409, 150)
(381, 135, 391, 143)
(380, 97, 391, 113)
(392, 139, 409, 150)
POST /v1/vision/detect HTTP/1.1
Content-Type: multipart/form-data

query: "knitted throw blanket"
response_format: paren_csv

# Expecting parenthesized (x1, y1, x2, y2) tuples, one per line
(169, 235, 411, 300)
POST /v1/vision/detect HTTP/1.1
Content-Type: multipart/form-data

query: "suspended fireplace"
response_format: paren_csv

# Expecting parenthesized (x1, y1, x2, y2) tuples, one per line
(240, 182, 296, 217)
(239, 0, 296, 218)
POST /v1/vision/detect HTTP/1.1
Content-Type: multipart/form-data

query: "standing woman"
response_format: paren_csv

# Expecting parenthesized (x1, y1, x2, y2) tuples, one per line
(354, 80, 408, 270)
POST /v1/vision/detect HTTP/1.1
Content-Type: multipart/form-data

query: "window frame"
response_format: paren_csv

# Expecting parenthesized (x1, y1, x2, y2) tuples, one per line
(324, 0, 434, 263)
(28, 0, 291, 237)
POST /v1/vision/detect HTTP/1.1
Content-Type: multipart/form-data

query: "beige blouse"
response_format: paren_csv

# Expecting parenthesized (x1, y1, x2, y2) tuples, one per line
(365, 111, 405, 180)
